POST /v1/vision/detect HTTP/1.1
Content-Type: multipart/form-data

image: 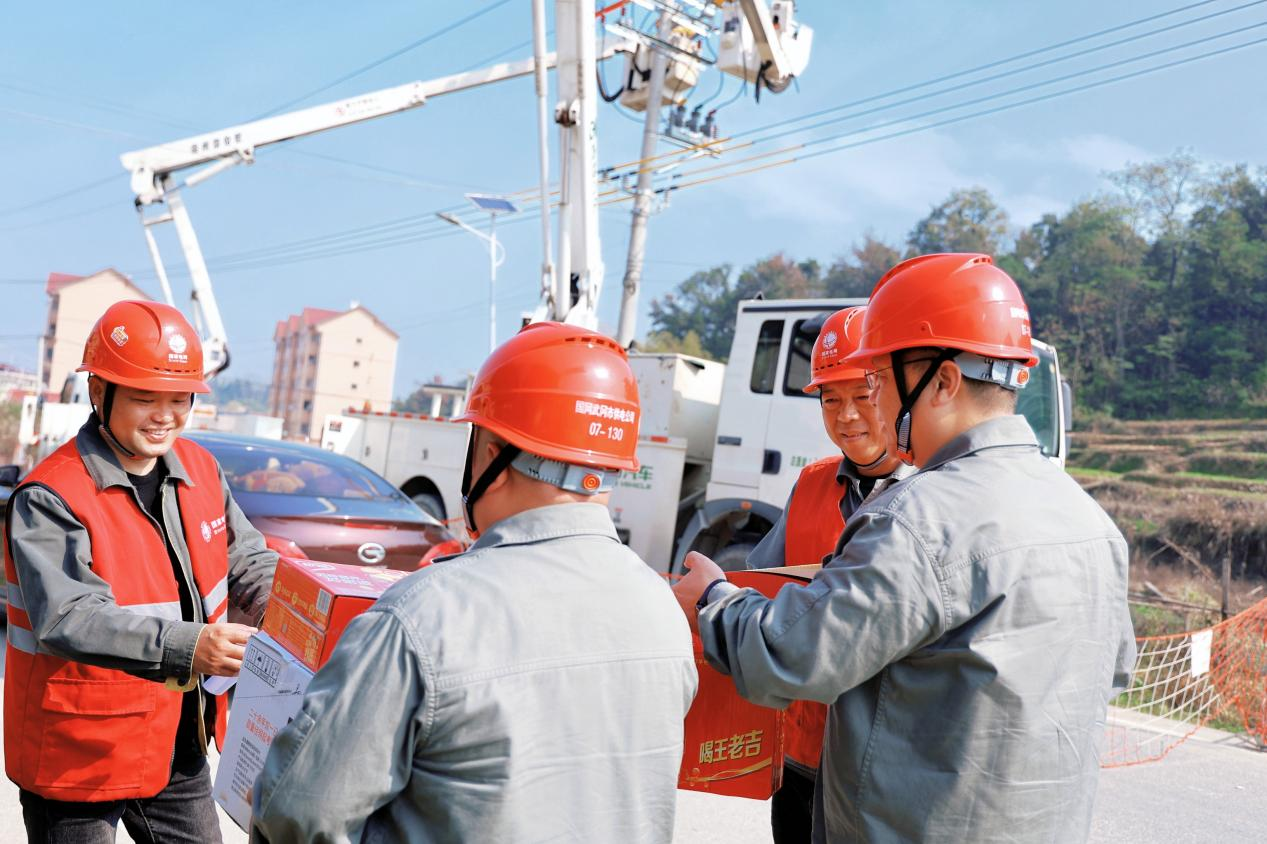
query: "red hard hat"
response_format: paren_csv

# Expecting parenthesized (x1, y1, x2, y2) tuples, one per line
(803, 306, 868, 393)
(843, 253, 1038, 368)
(77, 300, 211, 393)
(454, 322, 640, 472)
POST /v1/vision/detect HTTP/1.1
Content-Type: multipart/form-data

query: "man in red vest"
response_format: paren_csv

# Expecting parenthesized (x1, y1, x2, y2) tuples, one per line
(744, 306, 910, 843)
(4, 300, 277, 843)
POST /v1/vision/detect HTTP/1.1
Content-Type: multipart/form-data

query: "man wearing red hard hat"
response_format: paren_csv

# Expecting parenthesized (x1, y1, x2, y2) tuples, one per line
(253, 323, 696, 843)
(743, 305, 911, 843)
(676, 255, 1135, 842)
(5, 300, 278, 842)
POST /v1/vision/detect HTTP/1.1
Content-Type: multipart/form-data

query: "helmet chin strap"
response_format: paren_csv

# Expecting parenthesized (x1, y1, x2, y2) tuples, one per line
(891, 348, 960, 464)
(460, 428, 521, 539)
(94, 381, 137, 460)
(852, 450, 889, 472)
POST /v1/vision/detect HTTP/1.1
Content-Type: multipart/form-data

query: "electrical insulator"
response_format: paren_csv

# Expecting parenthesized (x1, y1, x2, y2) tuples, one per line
(671, 103, 687, 129)
(702, 110, 718, 139)
(686, 105, 702, 133)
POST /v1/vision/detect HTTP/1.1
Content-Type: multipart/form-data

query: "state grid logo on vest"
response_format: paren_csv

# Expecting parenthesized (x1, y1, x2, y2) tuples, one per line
(201, 520, 212, 542)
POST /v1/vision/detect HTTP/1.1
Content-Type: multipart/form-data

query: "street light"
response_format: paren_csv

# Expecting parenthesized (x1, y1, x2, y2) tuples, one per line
(436, 194, 518, 353)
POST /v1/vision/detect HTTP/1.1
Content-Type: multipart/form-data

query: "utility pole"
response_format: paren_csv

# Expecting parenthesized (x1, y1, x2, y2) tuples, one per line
(553, 0, 604, 326)
(531, 0, 556, 317)
(615, 11, 671, 349)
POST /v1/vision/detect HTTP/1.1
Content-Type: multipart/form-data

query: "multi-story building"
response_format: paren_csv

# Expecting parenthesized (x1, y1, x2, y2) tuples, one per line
(269, 304, 398, 441)
(42, 270, 148, 395)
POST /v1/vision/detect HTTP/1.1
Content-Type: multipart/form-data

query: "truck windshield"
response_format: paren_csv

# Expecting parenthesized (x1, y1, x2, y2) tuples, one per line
(1016, 345, 1060, 457)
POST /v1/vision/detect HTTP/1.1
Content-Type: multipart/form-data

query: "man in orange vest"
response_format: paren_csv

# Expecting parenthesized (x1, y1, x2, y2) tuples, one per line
(745, 306, 910, 843)
(4, 301, 278, 843)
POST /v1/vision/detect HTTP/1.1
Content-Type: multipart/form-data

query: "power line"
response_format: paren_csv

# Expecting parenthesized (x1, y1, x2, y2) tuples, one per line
(131, 13, 1267, 277)
(0, 173, 124, 218)
(735, 0, 1267, 145)
(253, 0, 517, 119)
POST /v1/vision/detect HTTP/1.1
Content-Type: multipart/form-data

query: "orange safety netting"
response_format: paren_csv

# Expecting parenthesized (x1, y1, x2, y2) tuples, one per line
(1101, 597, 1267, 767)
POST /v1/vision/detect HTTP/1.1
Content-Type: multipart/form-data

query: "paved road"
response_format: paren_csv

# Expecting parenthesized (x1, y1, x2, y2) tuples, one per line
(0, 626, 1264, 843)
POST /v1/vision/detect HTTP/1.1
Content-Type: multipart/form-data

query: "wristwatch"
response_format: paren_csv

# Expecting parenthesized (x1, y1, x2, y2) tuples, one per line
(696, 577, 727, 613)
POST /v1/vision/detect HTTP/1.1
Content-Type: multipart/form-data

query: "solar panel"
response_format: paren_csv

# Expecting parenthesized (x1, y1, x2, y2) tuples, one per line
(466, 194, 518, 215)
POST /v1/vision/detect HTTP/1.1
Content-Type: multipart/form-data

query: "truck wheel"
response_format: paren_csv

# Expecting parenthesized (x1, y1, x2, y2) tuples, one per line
(713, 542, 758, 572)
(411, 493, 446, 522)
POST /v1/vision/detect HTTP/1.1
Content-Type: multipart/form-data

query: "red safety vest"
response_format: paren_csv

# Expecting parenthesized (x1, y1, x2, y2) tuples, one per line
(4, 437, 231, 801)
(781, 455, 846, 772)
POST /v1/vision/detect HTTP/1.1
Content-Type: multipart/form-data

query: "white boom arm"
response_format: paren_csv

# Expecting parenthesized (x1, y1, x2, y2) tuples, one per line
(120, 52, 589, 379)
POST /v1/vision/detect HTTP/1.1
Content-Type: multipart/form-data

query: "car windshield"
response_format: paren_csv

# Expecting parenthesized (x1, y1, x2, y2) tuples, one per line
(207, 440, 401, 500)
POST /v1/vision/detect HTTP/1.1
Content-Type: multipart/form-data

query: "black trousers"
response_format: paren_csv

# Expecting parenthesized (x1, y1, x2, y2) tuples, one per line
(19, 755, 223, 844)
(771, 764, 817, 844)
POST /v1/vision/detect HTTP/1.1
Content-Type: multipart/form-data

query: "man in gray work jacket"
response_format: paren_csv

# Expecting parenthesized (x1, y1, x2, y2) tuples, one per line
(5, 300, 276, 843)
(675, 253, 1136, 843)
(252, 322, 697, 843)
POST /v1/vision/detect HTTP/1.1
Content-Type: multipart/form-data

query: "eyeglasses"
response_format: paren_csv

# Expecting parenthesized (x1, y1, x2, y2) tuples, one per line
(864, 357, 941, 391)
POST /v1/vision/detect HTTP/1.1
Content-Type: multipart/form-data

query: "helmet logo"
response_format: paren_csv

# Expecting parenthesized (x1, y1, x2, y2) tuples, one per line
(200, 520, 212, 543)
(111, 326, 129, 347)
(582, 473, 601, 492)
(822, 331, 838, 350)
(168, 332, 189, 364)
(1016, 368, 1031, 387)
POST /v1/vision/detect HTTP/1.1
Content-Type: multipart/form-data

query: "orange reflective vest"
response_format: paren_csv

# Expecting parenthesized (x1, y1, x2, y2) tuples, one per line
(4, 438, 230, 801)
(781, 455, 846, 772)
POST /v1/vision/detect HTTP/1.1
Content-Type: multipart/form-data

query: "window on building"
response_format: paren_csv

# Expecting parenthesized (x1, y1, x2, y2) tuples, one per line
(308, 355, 316, 364)
(303, 400, 312, 410)
(353, 360, 360, 368)
(356, 337, 363, 344)
(351, 383, 358, 391)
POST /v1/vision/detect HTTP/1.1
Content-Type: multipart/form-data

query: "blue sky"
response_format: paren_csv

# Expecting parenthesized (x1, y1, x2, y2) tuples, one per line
(2, 1, 1265, 398)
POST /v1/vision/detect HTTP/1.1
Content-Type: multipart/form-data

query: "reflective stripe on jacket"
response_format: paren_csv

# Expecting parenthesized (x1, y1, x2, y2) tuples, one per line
(6, 433, 234, 801)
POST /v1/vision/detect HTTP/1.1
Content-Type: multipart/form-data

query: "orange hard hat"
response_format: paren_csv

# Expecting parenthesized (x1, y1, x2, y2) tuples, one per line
(843, 253, 1038, 368)
(455, 322, 640, 472)
(803, 306, 868, 393)
(78, 300, 210, 393)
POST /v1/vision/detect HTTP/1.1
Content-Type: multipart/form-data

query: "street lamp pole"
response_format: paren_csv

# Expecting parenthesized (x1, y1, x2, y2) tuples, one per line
(437, 194, 517, 353)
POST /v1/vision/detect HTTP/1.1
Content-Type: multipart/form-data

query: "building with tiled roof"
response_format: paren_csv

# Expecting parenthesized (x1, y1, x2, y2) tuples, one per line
(269, 303, 398, 440)
(41, 269, 148, 394)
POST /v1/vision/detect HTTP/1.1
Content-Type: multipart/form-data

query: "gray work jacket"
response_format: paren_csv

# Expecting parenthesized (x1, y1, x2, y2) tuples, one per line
(698, 416, 1136, 843)
(252, 502, 697, 844)
(747, 457, 915, 569)
(6, 420, 277, 687)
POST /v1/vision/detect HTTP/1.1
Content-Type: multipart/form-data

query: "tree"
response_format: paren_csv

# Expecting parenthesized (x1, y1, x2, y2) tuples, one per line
(638, 330, 710, 359)
(907, 187, 1009, 255)
(822, 234, 901, 298)
(647, 255, 819, 361)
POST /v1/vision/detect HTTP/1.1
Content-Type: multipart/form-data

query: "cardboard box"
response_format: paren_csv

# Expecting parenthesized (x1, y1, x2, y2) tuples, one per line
(213, 632, 314, 830)
(677, 565, 821, 800)
(263, 557, 410, 671)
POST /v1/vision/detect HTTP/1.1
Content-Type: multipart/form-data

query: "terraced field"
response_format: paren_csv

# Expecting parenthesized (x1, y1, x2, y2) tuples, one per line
(1068, 419, 1267, 618)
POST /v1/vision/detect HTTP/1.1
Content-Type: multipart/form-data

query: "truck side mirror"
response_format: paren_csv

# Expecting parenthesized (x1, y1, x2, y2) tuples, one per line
(0, 464, 19, 487)
(1061, 380, 1074, 432)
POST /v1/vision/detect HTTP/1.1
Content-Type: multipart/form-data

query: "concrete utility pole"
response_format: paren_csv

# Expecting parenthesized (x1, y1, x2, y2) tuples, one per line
(554, 0, 604, 326)
(615, 11, 672, 349)
(531, 0, 556, 316)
